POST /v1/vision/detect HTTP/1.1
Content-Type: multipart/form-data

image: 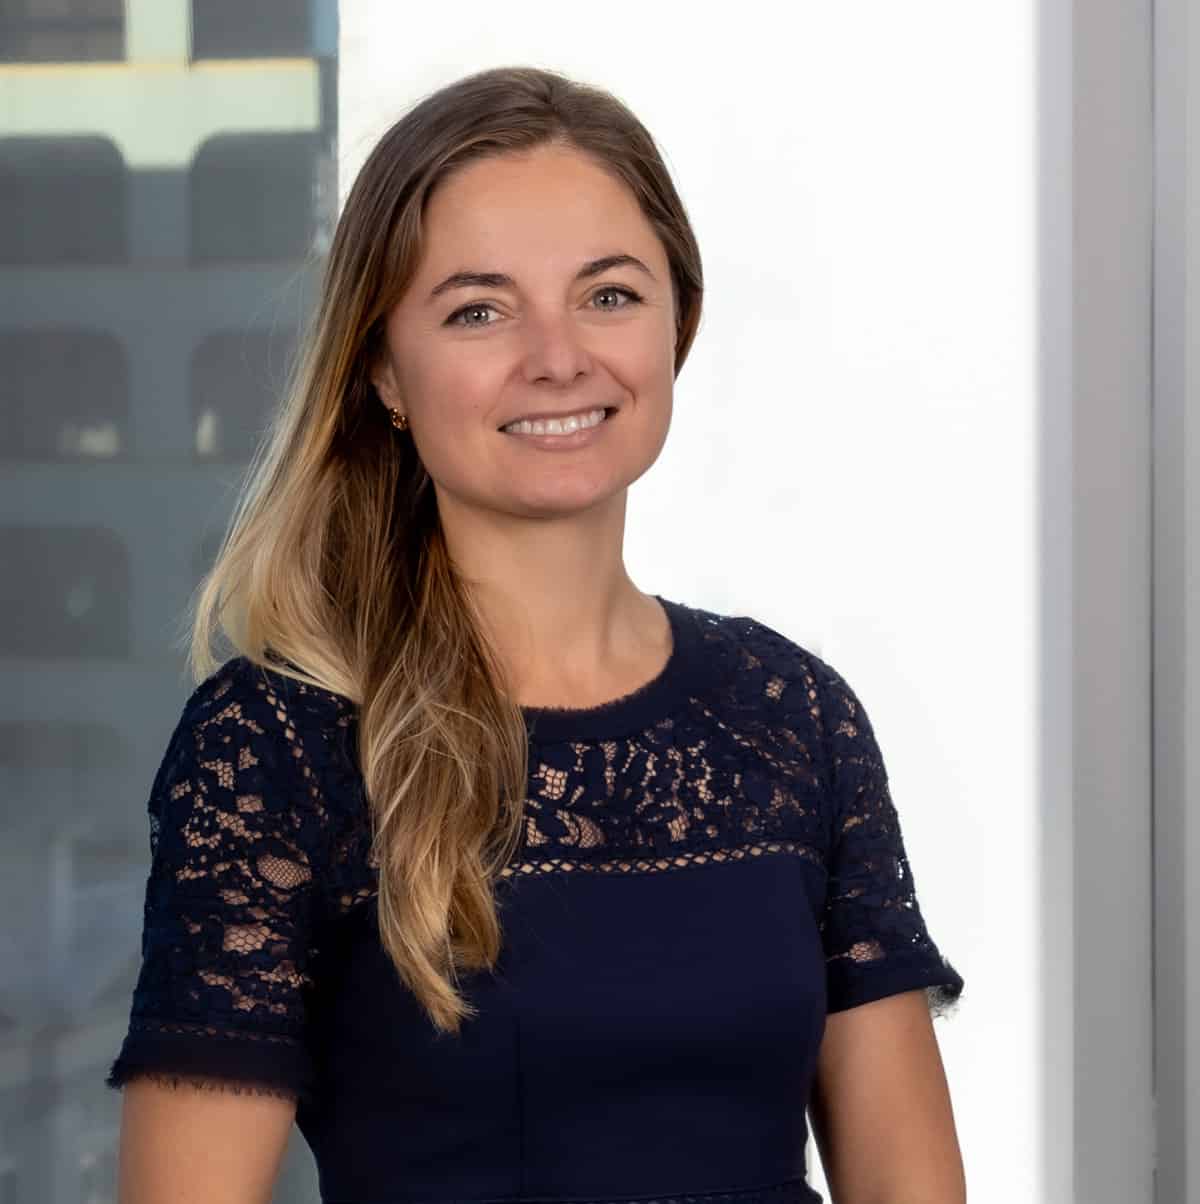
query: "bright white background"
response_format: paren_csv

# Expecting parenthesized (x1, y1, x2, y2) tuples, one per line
(338, 2, 1170, 1200)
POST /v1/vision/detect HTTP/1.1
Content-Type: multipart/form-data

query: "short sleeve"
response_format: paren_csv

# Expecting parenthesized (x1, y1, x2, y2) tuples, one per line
(815, 660, 965, 1017)
(105, 658, 331, 1102)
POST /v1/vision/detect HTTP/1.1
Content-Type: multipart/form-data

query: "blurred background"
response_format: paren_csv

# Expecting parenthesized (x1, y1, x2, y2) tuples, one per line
(0, 1, 337, 1198)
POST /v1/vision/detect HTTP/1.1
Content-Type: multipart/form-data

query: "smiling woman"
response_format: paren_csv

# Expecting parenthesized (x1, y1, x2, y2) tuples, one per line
(368, 141, 679, 533)
(105, 63, 965, 1204)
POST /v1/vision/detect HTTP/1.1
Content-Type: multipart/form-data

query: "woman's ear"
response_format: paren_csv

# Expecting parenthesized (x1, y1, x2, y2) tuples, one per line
(370, 354, 399, 408)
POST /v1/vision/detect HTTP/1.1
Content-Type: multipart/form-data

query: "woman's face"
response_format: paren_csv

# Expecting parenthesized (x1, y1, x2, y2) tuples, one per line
(370, 144, 677, 523)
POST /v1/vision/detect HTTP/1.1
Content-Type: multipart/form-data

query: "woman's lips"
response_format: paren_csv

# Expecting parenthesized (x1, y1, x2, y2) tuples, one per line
(499, 407, 616, 450)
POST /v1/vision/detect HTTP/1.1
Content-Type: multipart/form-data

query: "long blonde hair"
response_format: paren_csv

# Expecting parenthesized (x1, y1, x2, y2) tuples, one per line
(185, 65, 704, 1034)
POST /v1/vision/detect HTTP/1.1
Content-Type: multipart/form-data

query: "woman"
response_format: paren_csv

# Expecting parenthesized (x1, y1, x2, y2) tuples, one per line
(107, 65, 966, 1203)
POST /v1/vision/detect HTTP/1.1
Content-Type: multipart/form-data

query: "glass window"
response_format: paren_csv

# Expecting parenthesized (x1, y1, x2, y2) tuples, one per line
(0, 0, 124, 64)
(0, 329, 130, 459)
(0, 137, 127, 264)
(0, 3, 338, 1198)
(190, 0, 311, 59)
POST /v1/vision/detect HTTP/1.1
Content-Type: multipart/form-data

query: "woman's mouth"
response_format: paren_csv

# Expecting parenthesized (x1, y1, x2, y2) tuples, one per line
(498, 406, 617, 450)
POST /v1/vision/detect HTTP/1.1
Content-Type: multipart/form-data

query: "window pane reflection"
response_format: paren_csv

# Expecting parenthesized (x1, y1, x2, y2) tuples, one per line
(0, 3, 338, 1200)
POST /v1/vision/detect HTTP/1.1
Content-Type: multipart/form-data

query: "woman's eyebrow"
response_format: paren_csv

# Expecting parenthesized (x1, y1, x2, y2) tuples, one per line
(427, 253, 655, 302)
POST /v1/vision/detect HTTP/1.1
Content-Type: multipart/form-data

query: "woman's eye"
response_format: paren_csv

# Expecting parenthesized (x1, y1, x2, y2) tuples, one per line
(589, 285, 643, 311)
(444, 285, 643, 328)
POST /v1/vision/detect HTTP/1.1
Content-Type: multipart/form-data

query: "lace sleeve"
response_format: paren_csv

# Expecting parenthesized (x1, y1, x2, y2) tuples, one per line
(105, 658, 331, 1103)
(815, 660, 965, 1019)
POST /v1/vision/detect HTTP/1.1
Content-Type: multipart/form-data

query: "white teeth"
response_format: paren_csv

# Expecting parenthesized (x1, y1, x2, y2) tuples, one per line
(502, 407, 607, 436)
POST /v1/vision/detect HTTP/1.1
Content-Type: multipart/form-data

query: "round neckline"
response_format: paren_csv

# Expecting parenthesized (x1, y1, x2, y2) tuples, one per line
(520, 595, 704, 743)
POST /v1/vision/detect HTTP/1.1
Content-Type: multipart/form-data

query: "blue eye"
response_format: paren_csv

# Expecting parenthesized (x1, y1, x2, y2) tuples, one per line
(444, 285, 643, 328)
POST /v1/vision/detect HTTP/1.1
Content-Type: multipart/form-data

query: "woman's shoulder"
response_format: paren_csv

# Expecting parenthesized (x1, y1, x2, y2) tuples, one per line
(157, 654, 368, 851)
(183, 653, 355, 727)
(681, 601, 857, 735)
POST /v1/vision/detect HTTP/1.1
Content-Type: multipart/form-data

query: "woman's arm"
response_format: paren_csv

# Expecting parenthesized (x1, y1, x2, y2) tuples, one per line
(117, 1076, 296, 1204)
(808, 989, 966, 1204)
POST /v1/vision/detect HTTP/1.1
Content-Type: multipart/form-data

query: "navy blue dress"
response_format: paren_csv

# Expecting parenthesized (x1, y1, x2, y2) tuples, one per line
(106, 596, 964, 1203)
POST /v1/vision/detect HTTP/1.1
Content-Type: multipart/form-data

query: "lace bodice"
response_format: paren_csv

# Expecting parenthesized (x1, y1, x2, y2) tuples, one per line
(106, 596, 964, 1204)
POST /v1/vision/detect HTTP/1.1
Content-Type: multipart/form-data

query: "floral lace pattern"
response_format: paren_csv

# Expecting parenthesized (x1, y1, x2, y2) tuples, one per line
(107, 599, 964, 1121)
(105, 660, 352, 1101)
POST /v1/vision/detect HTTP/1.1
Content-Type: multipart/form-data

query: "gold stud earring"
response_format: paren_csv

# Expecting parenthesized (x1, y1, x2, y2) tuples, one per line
(389, 408, 409, 431)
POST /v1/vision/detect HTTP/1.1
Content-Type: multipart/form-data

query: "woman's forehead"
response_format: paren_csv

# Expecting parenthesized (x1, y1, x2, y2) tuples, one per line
(418, 180, 657, 284)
